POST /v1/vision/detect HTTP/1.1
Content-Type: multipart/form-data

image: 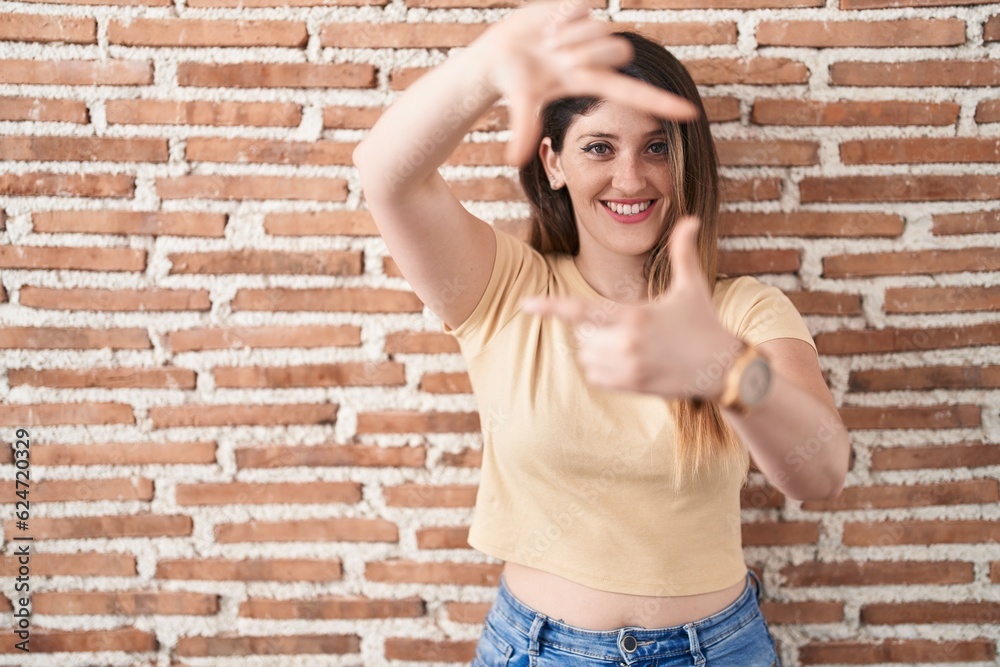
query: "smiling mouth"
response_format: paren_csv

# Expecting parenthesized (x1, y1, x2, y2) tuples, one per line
(600, 199, 657, 215)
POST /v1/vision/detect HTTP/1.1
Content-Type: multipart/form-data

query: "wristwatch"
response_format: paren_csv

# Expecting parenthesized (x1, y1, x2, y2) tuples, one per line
(718, 340, 772, 415)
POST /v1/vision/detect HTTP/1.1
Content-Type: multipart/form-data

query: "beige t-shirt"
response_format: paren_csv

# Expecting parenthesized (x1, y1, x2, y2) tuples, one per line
(442, 223, 818, 596)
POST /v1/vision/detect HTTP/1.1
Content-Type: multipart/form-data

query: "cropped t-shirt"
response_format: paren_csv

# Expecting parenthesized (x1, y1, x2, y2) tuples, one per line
(441, 223, 818, 597)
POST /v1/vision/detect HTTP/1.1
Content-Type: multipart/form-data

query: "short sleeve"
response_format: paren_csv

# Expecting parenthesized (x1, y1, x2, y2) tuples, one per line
(441, 224, 548, 358)
(727, 276, 817, 353)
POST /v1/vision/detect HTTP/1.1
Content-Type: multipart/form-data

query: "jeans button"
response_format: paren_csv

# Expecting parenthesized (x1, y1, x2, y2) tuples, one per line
(622, 635, 637, 652)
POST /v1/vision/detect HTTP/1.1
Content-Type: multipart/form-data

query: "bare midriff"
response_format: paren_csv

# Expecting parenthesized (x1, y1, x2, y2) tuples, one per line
(502, 561, 748, 631)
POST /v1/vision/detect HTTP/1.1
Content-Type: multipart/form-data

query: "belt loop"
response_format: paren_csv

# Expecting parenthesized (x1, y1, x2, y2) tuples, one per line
(748, 568, 764, 604)
(684, 622, 705, 666)
(527, 612, 546, 656)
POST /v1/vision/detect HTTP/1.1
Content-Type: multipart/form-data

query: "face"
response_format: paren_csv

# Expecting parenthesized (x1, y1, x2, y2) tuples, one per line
(540, 99, 674, 260)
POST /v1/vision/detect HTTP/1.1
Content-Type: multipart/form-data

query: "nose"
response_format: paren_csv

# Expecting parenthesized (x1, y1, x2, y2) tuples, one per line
(612, 152, 647, 193)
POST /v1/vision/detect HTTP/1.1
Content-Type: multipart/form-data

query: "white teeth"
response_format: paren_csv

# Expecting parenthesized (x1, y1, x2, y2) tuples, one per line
(603, 200, 652, 216)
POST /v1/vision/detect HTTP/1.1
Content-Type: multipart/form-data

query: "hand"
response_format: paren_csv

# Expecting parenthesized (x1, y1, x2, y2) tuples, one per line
(480, 0, 699, 167)
(518, 217, 742, 401)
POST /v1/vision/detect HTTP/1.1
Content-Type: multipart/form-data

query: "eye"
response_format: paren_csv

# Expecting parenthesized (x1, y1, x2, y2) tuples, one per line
(649, 142, 668, 155)
(582, 143, 610, 156)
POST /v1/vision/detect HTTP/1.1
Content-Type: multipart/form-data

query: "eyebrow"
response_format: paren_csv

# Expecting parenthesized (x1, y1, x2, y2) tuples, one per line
(578, 130, 666, 140)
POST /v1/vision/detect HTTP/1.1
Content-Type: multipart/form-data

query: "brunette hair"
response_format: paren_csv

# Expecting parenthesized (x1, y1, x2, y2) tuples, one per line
(518, 30, 749, 491)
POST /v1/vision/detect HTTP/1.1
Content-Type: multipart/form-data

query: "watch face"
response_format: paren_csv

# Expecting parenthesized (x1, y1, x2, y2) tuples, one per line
(739, 357, 772, 407)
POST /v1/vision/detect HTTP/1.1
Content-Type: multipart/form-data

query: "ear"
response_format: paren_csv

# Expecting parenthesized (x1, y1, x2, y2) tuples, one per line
(538, 136, 565, 186)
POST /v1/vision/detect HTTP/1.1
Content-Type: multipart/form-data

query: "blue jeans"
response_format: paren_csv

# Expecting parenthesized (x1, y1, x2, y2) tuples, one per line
(472, 569, 782, 667)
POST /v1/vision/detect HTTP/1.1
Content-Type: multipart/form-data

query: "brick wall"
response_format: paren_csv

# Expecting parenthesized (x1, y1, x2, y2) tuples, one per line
(0, 0, 997, 664)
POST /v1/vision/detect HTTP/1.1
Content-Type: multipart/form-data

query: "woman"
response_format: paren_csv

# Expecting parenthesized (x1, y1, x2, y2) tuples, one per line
(353, 0, 850, 664)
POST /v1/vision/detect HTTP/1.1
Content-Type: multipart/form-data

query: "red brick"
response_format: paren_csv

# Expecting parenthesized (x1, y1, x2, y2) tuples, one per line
(157, 558, 343, 582)
(0, 628, 157, 654)
(191, 0, 384, 5)
(0, 14, 96, 43)
(0, 246, 144, 271)
(406, 0, 544, 7)
(862, 600, 1000, 625)
(703, 96, 741, 122)
(0, 97, 88, 122)
(843, 519, 1000, 545)
(174, 634, 359, 657)
(984, 14, 999, 42)
(0, 327, 150, 350)
(831, 60, 1000, 87)
(168, 249, 361, 275)
(716, 140, 818, 166)
(9, 366, 196, 389)
(109, 18, 307, 47)
(850, 364, 1000, 390)
(607, 21, 737, 46)
(760, 600, 843, 625)
(885, 286, 1000, 313)
(816, 323, 1000, 355)
(34, 590, 216, 615)
(240, 595, 424, 619)
(720, 211, 903, 237)
(6, 514, 191, 539)
(157, 174, 348, 201)
(801, 175, 1000, 202)
(752, 98, 959, 126)
(18, 0, 169, 4)
(0, 402, 134, 426)
(365, 560, 499, 585)
(842, 0, 993, 7)
(841, 138, 1000, 164)
(150, 403, 338, 428)
(168, 324, 361, 352)
(320, 22, 488, 47)
(839, 404, 979, 430)
(786, 290, 863, 316)
(757, 19, 965, 47)
(187, 137, 354, 165)
(178, 62, 375, 88)
(719, 249, 801, 275)
(231, 288, 424, 312)
(385, 330, 460, 354)
(236, 443, 425, 469)
(0, 172, 134, 197)
(824, 247, 999, 277)
(20, 286, 210, 311)
(176, 481, 361, 505)
(624, 0, 821, 7)
(802, 479, 999, 511)
(743, 521, 820, 545)
(0, 552, 135, 577)
(215, 518, 398, 543)
(214, 362, 405, 388)
(976, 98, 1000, 122)
(800, 638, 995, 664)
(384, 483, 476, 507)
(871, 442, 1000, 471)
(0, 58, 151, 85)
(933, 210, 1000, 235)
(0, 135, 167, 162)
(0, 477, 151, 502)
(417, 526, 474, 549)
(720, 177, 782, 201)
(32, 441, 216, 466)
(33, 210, 226, 236)
(107, 99, 301, 127)
(326, 104, 506, 132)
(679, 57, 809, 84)
(780, 560, 974, 586)
(355, 411, 480, 434)
(420, 371, 471, 394)
(264, 210, 378, 236)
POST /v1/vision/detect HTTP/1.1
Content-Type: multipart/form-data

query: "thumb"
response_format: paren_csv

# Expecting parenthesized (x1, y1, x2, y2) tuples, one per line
(505, 92, 542, 167)
(667, 216, 705, 289)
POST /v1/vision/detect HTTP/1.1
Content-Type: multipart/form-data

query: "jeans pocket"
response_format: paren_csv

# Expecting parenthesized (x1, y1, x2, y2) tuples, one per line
(473, 618, 514, 667)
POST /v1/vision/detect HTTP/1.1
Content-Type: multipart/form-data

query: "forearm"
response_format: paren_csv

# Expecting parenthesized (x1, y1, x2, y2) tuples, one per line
(721, 369, 850, 502)
(352, 29, 503, 197)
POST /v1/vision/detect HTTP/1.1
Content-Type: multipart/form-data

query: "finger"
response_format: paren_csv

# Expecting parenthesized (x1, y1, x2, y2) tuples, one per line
(542, 0, 590, 36)
(667, 216, 704, 287)
(520, 295, 592, 323)
(505, 93, 542, 167)
(571, 67, 699, 121)
(544, 17, 613, 50)
(556, 34, 634, 71)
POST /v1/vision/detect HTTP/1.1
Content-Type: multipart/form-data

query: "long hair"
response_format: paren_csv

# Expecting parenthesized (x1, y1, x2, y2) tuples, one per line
(518, 30, 749, 491)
